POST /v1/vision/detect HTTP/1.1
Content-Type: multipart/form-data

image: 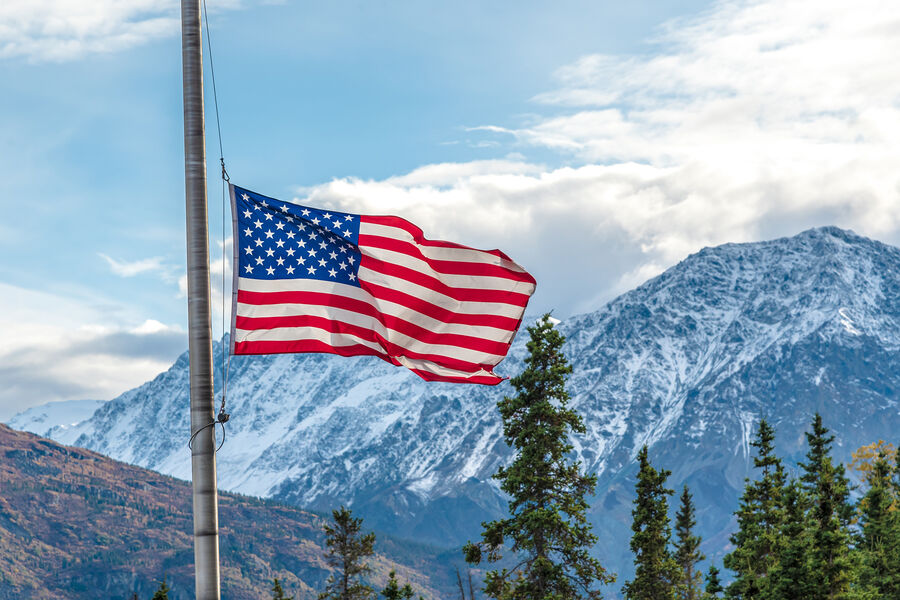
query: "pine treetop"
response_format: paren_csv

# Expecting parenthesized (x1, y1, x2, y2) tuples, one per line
(319, 506, 376, 600)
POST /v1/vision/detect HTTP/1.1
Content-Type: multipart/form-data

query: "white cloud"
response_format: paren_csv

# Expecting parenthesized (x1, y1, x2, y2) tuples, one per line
(0, 282, 185, 420)
(99, 253, 168, 277)
(297, 0, 900, 316)
(0, 0, 244, 61)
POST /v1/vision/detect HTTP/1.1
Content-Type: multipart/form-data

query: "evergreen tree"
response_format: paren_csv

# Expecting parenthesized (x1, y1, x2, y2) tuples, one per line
(856, 446, 900, 597)
(622, 445, 679, 600)
(319, 506, 376, 600)
(152, 578, 171, 600)
(704, 566, 723, 599)
(723, 419, 785, 599)
(673, 485, 705, 600)
(767, 478, 812, 600)
(463, 314, 613, 600)
(272, 577, 294, 600)
(381, 571, 415, 600)
(799, 414, 854, 600)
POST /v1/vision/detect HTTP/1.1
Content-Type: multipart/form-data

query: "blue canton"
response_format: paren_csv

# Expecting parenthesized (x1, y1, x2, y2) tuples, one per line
(233, 185, 362, 287)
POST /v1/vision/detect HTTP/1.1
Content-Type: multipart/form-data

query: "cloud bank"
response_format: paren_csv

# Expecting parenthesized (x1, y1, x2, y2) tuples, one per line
(299, 0, 900, 314)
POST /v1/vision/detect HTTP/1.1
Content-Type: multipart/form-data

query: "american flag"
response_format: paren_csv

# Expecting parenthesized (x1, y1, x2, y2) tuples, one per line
(230, 184, 536, 384)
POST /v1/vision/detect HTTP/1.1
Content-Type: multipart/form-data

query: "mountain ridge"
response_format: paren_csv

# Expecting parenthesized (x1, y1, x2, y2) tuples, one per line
(9, 225, 900, 584)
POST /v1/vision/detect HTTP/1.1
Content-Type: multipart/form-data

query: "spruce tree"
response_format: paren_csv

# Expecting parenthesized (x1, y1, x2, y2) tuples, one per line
(272, 577, 294, 600)
(767, 478, 812, 599)
(723, 419, 785, 599)
(673, 485, 705, 600)
(799, 414, 854, 600)
(463, 314, 613, 600)
(856, 446, 900, 597)
(381, 571, 415, 600)
(622, 445, 679, 600)
(704, 566, 723, 599)
(152, 578, 171, 600)
(319, 506, 377, 600)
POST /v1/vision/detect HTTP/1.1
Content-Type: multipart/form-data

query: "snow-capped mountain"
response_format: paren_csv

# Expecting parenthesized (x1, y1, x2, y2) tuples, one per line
(7, 399, 106, 438)
(13, 226, 900, 582)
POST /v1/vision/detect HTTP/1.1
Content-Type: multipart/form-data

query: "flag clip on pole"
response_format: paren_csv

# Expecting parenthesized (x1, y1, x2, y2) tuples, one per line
(181, 1, 221, 599)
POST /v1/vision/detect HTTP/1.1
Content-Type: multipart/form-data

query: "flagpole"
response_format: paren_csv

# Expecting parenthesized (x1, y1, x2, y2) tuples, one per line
(181, 1, 221, 599)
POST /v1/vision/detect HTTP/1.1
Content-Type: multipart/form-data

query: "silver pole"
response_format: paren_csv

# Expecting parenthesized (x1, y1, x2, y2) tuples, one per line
(180, 1, 221, 599)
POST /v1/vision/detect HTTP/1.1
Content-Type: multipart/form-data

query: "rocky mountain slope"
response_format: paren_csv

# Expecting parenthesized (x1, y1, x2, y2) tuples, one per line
(11, 226, 900, 584)
(0, 424, 456, 600)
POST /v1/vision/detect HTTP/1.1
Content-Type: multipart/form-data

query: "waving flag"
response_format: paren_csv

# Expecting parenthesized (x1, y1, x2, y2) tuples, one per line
(230, 184, 535, 384)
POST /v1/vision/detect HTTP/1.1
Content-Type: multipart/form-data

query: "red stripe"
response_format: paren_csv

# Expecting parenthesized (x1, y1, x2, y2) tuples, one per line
(234, 339, 389, 360)
(361, 215, 514, 261)
(234, 313, 504, 374)
(236, 312, 511, 356)
(358, 234, 536, 284)
(237, 288, 517, 351)
(409, 368, 503, 385)
(361, 281, 522, 330)
(361, 255, 531, 307)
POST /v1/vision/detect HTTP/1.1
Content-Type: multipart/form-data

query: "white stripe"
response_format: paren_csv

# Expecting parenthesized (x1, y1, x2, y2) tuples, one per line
(235, 318, 506, 365)
(395, 356, 499, 381)
(238, 275, 529, 320)
(238, 300, 515, 344)
(358, 267, 528, 319)
(234, 325, 383, 352)
(360, 221, 530, 273)
(360, 243, 533, 292)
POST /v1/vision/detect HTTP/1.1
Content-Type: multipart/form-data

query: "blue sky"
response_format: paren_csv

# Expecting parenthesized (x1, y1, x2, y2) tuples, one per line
(2, 0, 899, 419)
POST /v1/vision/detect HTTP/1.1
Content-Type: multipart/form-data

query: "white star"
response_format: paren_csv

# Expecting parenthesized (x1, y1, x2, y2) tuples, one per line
(339, 261, 347, 270)
(276, 257, 284, 266)
(328, 268, 337, 278)
(253, 219, 263, 229)
(329, 251, 338, 260)
(297, 256, 306, 265)
(318, 258, 327, 267)
(244, 264, 253, 273)
(347, 256, 356, 265)
(309, 231, 318, 240)
(339, 246, 347, 254)
(348, 273, 356, 281)
(309, 249, 317, 257)
(266, 266, 275, 275)
(298, 240, 307, 248)
(297, 223, 306, 231)
(311, 217, 320, 225)
(307, 266, 316, 275)
(265, 230, 274, 239)
(241, 193, 249, 200)
(286, 231, 295, 239)
(264, 213, 273, 221)
(243, 210, 252, 218)
(301, 208, 310, 217)
(286, 248, 295, 256)
(275, 222, 284, 230)
(255, 256, 264, 265)
(280, 204, 290, 212)
(276, 239, 285, 248)
(254, 238, 264, 247)
(244, 247, 253, 255)
(286, 216, 294, 223)
(243, 227, 253, 236)
(344, 215, 353, 221)
(323, 212, 332, 220)
(333, 220, 342, 228)
(260, 200, 269, 209)
(286, 266, 295, 274)
(265, 248, 275, 257)
(319, 241, 327, 250)
(343, 229, 351, 237)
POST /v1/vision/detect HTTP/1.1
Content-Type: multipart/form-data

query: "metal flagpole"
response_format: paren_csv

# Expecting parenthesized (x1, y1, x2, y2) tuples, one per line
(181, 1, 221, 599)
